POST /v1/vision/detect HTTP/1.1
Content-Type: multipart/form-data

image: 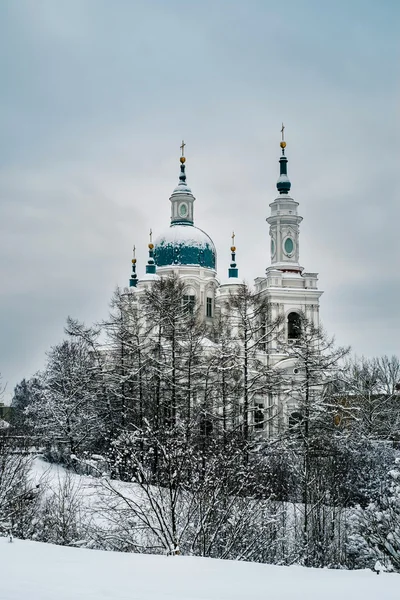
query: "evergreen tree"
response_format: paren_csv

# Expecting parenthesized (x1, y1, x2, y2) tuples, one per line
(353, 459, 400, 572)
(27, 336, 106, 461)
(10, 377, 43, 435)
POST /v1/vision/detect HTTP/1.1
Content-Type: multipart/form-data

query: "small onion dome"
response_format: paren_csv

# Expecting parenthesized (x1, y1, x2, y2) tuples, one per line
(154, 224, 216, 270)
(229, 235, 239, 279)
(276, 138, 291, 194)
(129, 247, 138, 287)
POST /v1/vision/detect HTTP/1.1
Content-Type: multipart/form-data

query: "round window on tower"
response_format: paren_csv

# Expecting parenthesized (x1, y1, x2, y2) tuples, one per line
(271, 238, 275, 257)
(179, 203, 188, 218)
(284, 237, 294, 255)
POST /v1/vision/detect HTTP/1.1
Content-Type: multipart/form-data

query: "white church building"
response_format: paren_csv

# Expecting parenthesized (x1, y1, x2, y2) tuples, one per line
(127, 133, 323, 435)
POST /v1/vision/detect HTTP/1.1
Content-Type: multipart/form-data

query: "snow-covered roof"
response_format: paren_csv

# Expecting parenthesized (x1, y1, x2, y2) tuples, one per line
(170, 183, 194, 197)
(155, 224, 215, 251)
(219, 278, 244, 287)
(139, 273, 160, 282)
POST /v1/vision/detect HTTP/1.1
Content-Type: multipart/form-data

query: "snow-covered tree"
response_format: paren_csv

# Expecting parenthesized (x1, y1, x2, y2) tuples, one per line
(221, 284, 283, 443)
(27, 336, 105, 461)
(0, 431, 42, 539)
(279, 316, 350, 566)
(37, 471, 90, 547)
(352, 459, 400, 572)
(338, 356, 400, 441)
(10, 376, 43, 435)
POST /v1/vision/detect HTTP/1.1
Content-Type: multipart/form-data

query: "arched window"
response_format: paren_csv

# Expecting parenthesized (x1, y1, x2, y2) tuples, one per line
(289, 411, 303, 430)
(254, 403, 264, 430)
(287, 312, 302, 341)
(206, 297, 213, 318)
(183, 294, 196, 314)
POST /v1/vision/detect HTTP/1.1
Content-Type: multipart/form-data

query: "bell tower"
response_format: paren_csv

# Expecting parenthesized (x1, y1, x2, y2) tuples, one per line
(255, 127, 323, 337)
(267, 124, 303, 273)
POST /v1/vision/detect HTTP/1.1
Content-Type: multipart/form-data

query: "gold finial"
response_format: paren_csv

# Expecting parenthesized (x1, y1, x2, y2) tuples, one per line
(231, 231, 236, 252)
(180, 140, 186, 163)
(148, 229, 154, 249)
(280, 123, 286, 149)
(132, 245, 136, 264)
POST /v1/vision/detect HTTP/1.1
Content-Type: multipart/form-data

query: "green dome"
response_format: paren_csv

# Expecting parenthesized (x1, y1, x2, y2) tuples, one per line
(154, 224, 216, 270)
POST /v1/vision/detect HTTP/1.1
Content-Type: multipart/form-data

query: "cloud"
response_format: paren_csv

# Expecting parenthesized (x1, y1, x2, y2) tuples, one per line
(0, 0, 399, 399)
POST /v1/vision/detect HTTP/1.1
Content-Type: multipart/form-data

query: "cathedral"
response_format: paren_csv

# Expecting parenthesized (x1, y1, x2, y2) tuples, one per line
(127, 132, 323, 434)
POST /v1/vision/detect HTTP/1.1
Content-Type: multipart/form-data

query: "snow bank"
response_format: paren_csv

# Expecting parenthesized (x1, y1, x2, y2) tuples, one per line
(1, 538, 398, 600)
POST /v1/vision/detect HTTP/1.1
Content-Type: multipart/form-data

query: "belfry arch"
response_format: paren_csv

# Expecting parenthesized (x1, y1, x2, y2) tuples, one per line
(287, 312, 302, 341)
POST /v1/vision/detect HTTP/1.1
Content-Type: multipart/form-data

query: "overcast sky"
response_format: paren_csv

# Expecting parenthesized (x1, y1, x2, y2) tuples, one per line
(0, 0, 399, 401)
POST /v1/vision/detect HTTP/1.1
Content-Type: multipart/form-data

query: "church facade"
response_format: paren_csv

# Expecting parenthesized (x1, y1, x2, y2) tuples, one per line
(127, 134, 323, 435)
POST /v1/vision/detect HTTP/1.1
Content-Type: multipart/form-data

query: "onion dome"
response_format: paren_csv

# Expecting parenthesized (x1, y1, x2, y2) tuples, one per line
(228, 232, 239, 278)
(146, 229, 156, 275)
(154, 142, 217, 270)
(140, 230, 159, 283)
(129, 245, 138, 287)
(154, 224, 216, 269)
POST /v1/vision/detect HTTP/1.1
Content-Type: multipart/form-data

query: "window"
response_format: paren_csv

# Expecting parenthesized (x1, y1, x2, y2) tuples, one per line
(259, 319, 267, 351)
(287, 312, 302, 340)
(254, 403, 264, 430)
(284, 237, 294, 255)
(183, 295, 195, 314)
(289, 411, 303, 430)
(206, 297, 213, 318)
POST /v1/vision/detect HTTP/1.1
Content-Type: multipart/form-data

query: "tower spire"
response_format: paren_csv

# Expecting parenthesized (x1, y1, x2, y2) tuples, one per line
(129, 245, 138, 287)
(276, 123, 291, 194)
(228, 231, 239, 278)
(146, 229, 156, 274)
(267, 125, 303, 272)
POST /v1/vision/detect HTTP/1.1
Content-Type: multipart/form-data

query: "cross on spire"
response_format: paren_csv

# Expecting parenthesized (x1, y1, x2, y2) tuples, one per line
(232, 231, 235, 246)
(281, 123, 285, 142)
(180, 140, 186, 157)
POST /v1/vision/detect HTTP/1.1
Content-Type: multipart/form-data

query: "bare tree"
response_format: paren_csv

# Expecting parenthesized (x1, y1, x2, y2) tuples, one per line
(37, 471, 90, 546)
(336, 355, 400, 441)
(0, 431, 42, 540)
(223, 284, 283, 443)
(95, 423, 281, 561)
(281, 316, 350, 566)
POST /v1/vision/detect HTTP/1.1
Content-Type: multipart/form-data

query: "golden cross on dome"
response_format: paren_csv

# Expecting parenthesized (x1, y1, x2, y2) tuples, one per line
(180, 140, 186, 157)
(281, 123, 285, 142)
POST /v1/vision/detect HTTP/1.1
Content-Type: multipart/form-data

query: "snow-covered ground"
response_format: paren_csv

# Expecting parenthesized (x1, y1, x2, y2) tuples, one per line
(1, 538, 398, 600)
